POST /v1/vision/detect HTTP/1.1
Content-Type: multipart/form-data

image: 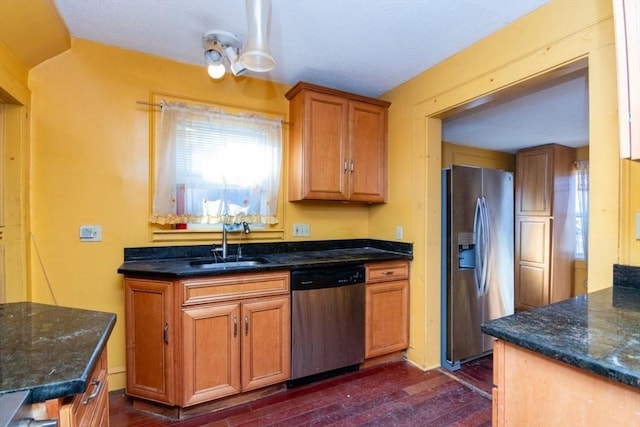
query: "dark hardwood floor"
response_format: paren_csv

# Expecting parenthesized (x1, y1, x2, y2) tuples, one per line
(109, 357, 493, 426)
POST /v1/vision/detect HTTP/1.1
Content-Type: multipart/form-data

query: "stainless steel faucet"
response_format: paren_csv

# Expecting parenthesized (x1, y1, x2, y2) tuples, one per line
(221, 224, 229, 259)
(217, 222, 251, 259)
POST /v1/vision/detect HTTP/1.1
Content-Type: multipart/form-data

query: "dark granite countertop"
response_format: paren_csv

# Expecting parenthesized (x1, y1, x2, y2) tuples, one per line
(118, 238, 413, 278)
(482, 264, 640, 389)
(0, 302, 116, 402)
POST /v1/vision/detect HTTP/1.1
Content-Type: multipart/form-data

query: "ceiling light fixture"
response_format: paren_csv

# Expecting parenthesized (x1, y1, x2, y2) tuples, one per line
(203, 30, 246, 79)
(202, 0, 275, 79)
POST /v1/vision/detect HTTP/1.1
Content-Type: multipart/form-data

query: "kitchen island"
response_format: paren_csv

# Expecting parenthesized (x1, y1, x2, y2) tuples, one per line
(0, 302, 116, 425)
(481, 264, 640, 425)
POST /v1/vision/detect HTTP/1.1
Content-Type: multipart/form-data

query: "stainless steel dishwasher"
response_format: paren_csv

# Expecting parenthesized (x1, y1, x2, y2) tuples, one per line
(288, 264, 366, 387)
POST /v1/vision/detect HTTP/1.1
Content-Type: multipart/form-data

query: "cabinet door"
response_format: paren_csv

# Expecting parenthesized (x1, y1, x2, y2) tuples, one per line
(58, 349, 109, 427)
(241, 296, 291, 391)
(614, 0, 640, 160)
(348, 100, 388, 203)
(181, 303, 241, 406)
(515, 147, 553, 216)
(300, 90, 349, 200)
(365, 280, 409, 358)
(515, 217, 551, 310)
(125, 278, 175, 404)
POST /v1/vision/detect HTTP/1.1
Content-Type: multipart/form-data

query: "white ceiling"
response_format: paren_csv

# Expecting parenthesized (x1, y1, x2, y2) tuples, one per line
(52, 0, 588, 153)
(442, 70, 590, 153)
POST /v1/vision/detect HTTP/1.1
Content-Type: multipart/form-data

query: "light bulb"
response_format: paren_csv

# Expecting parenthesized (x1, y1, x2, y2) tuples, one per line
(207, 63, 226, 79)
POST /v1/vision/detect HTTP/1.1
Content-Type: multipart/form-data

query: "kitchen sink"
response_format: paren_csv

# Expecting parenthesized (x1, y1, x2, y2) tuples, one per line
(189, 257, 269, 269)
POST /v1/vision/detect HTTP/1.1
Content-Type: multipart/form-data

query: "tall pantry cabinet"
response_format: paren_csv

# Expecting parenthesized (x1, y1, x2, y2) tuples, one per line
(515, 144, 576, 310)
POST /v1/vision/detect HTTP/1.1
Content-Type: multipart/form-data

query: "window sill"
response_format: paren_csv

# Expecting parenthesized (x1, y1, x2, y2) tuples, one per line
(151, 228, 285, 243)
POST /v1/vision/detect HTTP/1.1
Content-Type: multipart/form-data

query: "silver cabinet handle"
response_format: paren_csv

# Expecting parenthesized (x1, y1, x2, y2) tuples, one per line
(233, 317, 238, 337)
(344, 160, 348, 173)
(350, 160, 354, 174)
(82, 379, 102, 405)
(382, 271, 395, 276)
(244, 316, 249, 336)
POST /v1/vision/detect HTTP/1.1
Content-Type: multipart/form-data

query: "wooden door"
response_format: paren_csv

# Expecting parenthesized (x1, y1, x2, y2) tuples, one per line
(515, 217, 551, 309)
(365, 280, 409, 358)
(348, 100, 388, 202)
(515, 147, 553, 216)
(124, 278, 175, 404)
(241, 297, 291, 391)
(299, 90, 349, 200)
(181, 302, 241, 406)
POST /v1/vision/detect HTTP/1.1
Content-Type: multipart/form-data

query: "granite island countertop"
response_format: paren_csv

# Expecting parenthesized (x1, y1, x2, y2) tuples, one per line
(482, 264, 640, 389)
(0, 302, 116, 402)
(118, 238, 413, 278)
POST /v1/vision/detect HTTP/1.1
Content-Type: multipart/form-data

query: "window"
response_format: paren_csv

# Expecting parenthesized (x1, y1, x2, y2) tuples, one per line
(150, 99, 283, 228)
(575, 160, 589, 260)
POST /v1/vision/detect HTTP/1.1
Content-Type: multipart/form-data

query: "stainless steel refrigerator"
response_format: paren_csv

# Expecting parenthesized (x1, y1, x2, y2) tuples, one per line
(441, 165, 514, 370)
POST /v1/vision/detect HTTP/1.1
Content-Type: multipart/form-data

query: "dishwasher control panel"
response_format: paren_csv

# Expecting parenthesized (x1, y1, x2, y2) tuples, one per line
(290, 265, 365, 290)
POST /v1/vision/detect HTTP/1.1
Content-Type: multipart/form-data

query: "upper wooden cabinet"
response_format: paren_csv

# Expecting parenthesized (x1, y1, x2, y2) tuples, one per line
(613, 0, 640, 160)
(515, 144, 575, 216)
(515, 147, 553, 216)
(286, 82, 390, 203)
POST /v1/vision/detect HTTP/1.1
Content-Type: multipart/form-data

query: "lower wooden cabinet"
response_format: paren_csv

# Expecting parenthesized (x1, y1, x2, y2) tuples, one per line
(181, 296, 290, 406)
(58, 348, 109, 426)
(124, 271, 290, 409)
(240, 297, 291, 391)
(365, 261, 410, 358)
(181, 302, 240, 405)
(124, 278, 175, 405)
(493, 339, 640, 425)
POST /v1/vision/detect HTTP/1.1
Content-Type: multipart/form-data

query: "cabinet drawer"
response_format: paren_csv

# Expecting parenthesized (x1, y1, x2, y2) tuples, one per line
(181, 271, 290, 305)
(366, 261, 409, 283)
(58, 350, 109, 427)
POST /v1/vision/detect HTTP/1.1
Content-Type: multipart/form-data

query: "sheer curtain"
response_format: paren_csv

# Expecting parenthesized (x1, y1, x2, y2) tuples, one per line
(576, 160, 589, 268)
(150, 100, 282, 226)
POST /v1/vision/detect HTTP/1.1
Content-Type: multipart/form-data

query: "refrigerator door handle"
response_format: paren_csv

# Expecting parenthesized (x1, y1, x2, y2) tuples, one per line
(474, 196, 490, 296)
(480, 197, 491, 296)
(473, 197, 484, 295)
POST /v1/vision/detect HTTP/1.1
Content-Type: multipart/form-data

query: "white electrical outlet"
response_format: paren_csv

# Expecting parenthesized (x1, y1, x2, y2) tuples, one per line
(293, 223, 310, 237)
(79, 225, 102, 242)
(396, 226, 403, 240)
(636, 213, 640, 240)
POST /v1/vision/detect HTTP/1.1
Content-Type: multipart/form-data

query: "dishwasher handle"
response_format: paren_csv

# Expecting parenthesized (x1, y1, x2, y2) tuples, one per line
(291, 265, 365, 290)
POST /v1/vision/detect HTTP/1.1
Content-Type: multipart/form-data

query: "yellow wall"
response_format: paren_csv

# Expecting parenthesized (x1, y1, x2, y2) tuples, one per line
(620, 160, 640, 265)
(375, 0, 619, 369)
(0, 0, 69, 69)
(27, 38, 371, 389)
(442, 142, 516, 171)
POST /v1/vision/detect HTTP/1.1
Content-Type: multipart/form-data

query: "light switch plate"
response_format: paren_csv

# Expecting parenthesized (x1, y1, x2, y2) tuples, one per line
(636, 213, 640, 240)
(396, 226, 403, 240)
(79, 225, 102, 242)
